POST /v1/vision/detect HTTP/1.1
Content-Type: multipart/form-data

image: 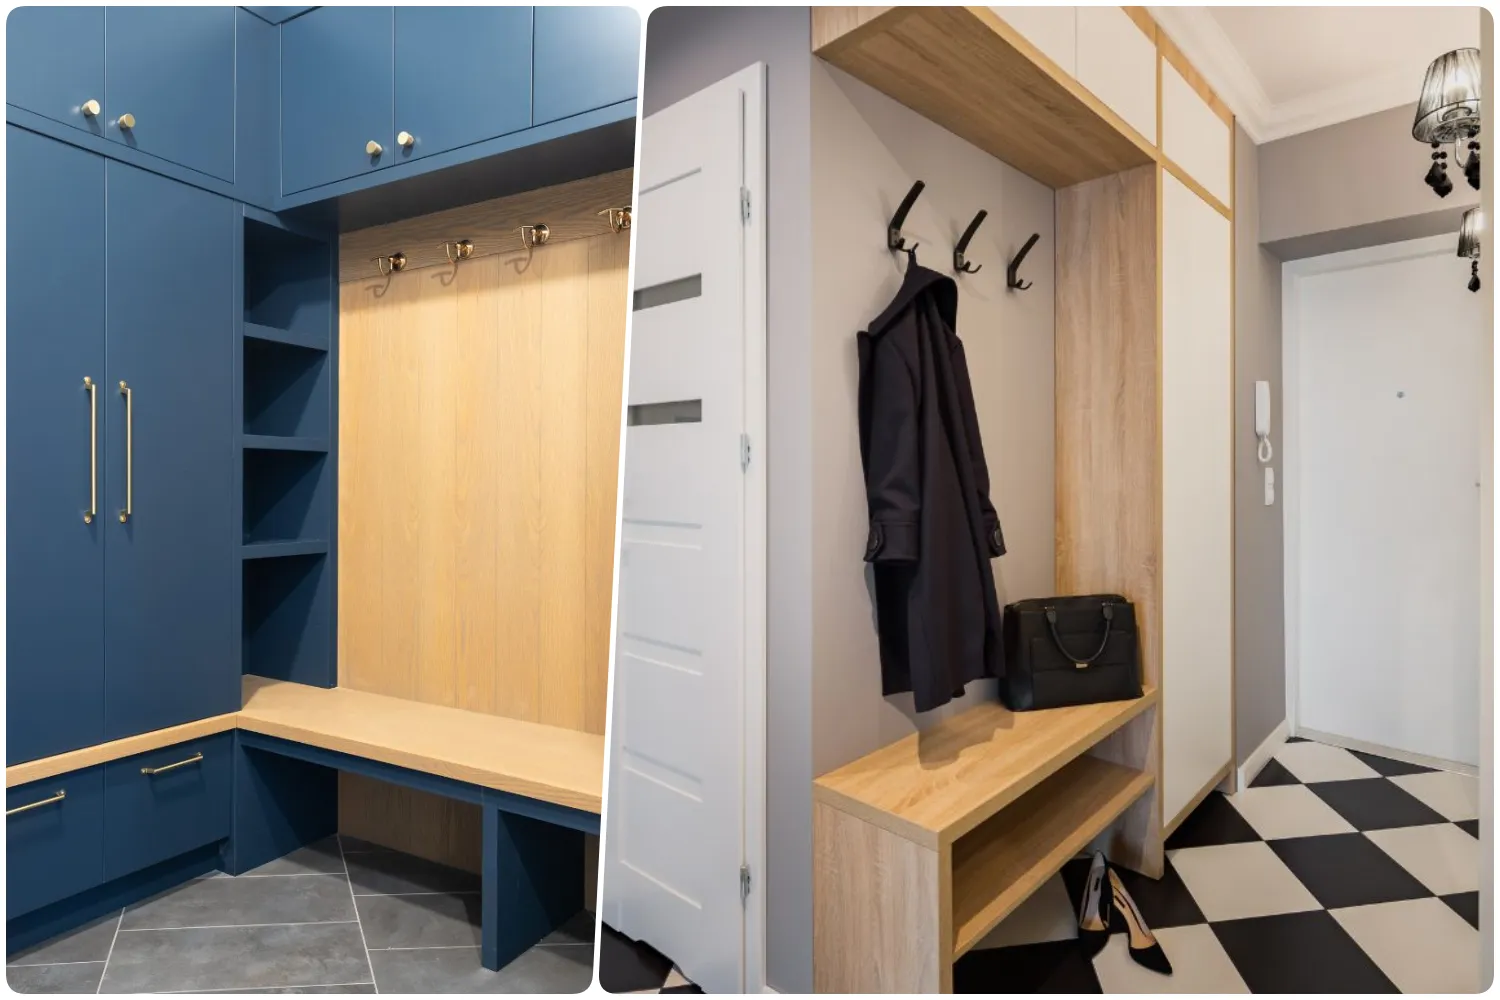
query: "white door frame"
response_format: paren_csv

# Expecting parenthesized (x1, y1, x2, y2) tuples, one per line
(597, 62, 769, 994)
(1280, 233, 1477, 745)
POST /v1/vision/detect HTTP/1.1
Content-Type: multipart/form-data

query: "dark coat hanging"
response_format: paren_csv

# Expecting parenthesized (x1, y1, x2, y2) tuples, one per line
(857, 262, 1005, 713)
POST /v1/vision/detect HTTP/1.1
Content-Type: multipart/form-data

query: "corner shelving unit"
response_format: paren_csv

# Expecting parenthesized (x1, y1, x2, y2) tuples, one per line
(239, 207, 336, 688)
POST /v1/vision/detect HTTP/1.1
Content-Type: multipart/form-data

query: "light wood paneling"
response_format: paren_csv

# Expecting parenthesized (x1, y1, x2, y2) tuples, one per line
(338, 773, 483, 874)
(6, 714, 238, 788)
(813, 688, 1158, 849)
(813, 801, 948, 993)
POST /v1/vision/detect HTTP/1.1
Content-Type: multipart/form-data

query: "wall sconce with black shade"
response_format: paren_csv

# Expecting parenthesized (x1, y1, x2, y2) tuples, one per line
(1459, 208, 1482, 293)
(1414, 47, 1482, 198)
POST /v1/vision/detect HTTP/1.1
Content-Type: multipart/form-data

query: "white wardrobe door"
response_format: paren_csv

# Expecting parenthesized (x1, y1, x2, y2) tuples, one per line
(1075, 6, 1157, 142)
(992, 5, 1076, 77)
(1161, 61, 1232, 205)
(1161, 172, 1234, 825)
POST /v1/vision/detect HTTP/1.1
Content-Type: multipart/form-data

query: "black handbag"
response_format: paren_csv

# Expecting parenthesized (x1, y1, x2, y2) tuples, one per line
(1000, 594, 1143, 711)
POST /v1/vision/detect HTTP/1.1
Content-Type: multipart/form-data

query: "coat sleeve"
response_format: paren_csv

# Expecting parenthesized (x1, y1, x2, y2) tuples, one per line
(857, 331, 922, 564)
(949, 336, 1006, 557)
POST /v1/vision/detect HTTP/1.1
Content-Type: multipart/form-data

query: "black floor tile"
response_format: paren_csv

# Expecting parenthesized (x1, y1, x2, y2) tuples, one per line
(1164, 792, 1261, 850)
(599, 923, 673, 993)
(1442, 891, 1480, 929)
(1211, 910, 1398, 993)
(1268, 833, 1430, 909)
(1348, 749, 1436, 777)
(661, 985, 705, 994)
(1249, 758, 1301, 787)
(1458, 818, 1480, 839)
(1309, 778, 1449, 831)
(1286, 736, 1311, 743)
(953, 939, 1102, 993)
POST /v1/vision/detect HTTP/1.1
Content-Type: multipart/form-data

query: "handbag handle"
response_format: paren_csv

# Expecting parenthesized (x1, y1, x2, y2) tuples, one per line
(1044, 603, 1114, 668)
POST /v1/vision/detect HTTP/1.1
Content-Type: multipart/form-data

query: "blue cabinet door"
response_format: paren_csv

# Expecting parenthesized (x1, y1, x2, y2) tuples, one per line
(7, 768, 105, 917)
(103, 732, 232, 880)
(532, 6, 640, 126)
(394, 7, 532, 163)
(103, 162, 237, 740)
(5, 7, 105, 136)
(104, 7, 237, 182)
(282, 6, 394, 194)
(6, 127, 107, 766)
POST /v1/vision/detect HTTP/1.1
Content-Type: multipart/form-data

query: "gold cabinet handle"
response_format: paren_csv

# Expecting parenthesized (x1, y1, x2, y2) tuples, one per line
(7, 790, 66, 817)
(83, 377, 97, 523)
(140, 752, 203, 776)
(396, 131, 415, 149)
(81, 99, 100, 117)
(118, 381, 132, 523)
(117, 112, 135, 130)
(366, 140, 383, 156)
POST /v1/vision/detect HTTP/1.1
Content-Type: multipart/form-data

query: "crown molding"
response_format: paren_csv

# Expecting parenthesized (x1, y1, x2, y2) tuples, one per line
(1149, 6, 1424, 145)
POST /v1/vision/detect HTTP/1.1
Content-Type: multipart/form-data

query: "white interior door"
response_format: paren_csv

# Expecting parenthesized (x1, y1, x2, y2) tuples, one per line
(1161, 172, 1235, 823)
(1291, 241, 1484, 765)
(603, 65, 764, 994)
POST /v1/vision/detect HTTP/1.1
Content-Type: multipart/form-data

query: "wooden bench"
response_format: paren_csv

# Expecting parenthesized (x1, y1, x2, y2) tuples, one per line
(813, 689, 1159, 992)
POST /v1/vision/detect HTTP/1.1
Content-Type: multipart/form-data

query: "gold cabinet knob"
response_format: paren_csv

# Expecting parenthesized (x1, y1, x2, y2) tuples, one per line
(81, 99, 100, 117)
(117, 113, 135, 129)
(366, 140, 383, 156)
(397, 131, 415, 149)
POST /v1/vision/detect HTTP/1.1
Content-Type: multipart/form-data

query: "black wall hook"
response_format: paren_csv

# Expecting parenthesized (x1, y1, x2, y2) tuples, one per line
(1007, 233, 1040, 291)
(888, 180, 925, 254)
(954, 210, 988, 274)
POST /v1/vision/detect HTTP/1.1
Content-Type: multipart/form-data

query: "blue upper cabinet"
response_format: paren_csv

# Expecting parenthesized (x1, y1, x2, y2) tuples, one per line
(533, 7, 640, 127)
(5, 6, 106, 137)
(282, 6, 394, 195)
(6, 127, 107, 766)
(394, 7, 532, 163)
(104, 7, 236, 182)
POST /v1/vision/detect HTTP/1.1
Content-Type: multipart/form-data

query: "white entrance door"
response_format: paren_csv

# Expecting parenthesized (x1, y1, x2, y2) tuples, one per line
(1290, 237, 1485, 764)
(603, 65, 765, 994)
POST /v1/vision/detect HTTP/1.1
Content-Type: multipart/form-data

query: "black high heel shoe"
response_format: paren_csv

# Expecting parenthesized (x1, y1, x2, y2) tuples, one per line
(1077, 851, 1112, 958)
(1108, 866, 1173, 976)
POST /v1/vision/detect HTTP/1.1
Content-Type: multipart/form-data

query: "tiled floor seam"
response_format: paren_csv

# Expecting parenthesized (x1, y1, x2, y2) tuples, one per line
(157, 980, 376, 994)
(7, 960, 109, 969)
(339, 833, 379, 995)
(119, 920, 360, 932)
(95, 907, 123, 995)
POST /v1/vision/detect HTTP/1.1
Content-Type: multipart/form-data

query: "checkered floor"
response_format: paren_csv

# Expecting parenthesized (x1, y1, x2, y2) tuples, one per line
(600, 737, 1480, 994)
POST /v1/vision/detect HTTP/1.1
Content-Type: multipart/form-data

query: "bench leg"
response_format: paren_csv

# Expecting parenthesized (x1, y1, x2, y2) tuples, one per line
(228, 734, 338, 876)
(481, 804, 585, 971)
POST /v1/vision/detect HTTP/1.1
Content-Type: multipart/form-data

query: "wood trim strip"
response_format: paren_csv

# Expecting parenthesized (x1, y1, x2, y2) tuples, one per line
(1161, 156, 1232, 219)
(1157, 28, 1234, 126)
(1121, 6, 1158, 43)
(7, 714, 240, 788)
(1162, 759, 1234, 839)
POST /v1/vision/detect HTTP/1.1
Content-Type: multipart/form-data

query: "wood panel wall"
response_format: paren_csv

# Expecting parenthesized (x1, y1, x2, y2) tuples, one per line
(336, 208, 628, 871)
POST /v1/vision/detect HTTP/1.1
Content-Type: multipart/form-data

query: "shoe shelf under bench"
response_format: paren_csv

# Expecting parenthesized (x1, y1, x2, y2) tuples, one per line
(812, 688, 1159, 993)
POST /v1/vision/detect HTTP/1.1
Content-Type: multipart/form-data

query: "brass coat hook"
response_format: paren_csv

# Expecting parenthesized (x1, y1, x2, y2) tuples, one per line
(443, 240, 474, 264)
(598, 207, 632, 233)
(518, 224, 550, 250)
(373, 252, 407, 276)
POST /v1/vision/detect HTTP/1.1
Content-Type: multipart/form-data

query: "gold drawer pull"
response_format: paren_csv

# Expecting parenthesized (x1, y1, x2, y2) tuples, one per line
(7, 790, 66, 817)
(84, 377, 97, 523)
(118, 381, 132, 523)
(140, 752, 203, 776)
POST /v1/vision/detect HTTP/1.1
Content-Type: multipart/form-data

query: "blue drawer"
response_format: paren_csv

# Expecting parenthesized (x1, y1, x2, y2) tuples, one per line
(103, 733, 232, 880)
(7, 767, 105, 917)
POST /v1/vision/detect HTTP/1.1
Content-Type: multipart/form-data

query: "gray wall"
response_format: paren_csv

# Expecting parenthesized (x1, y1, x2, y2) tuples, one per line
(640, 8, 816, 993)
(1234, 124, 1287, 765)
(1259, 103, 1478, 260)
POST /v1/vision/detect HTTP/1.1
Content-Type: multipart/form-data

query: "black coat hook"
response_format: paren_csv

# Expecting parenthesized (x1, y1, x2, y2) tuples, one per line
(1008, 233, 1040, 291)
(954, 210, 988, 274)
(888, 180, 925, 254)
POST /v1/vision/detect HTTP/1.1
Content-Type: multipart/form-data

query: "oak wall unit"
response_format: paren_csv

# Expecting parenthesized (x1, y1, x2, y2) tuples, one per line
(811, 6, 1235, 991)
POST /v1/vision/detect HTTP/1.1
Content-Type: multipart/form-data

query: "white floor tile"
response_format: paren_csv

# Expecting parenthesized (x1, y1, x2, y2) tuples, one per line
(662, 968, 692, 989)
(1091, 924, 1249, 993)
(1366, 823, 1479, 895)
(1331, 897, 1479, 993)
(1390, 770, 1480, 821)
(970, 875, 1077, 950)
(1274, 742, 1382, 783)
(1166, 842, 1320, 922)
(1226, 785, 1357, 840)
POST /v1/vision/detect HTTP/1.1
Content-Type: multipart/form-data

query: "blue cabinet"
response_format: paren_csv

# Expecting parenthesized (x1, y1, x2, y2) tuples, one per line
(104, 7, 236, 182)
(533, 7, 640, 127)
(281, 6, 394, 194)
(6, 127, 107, 766)
(102, 162, 237, 741)
(103, 733, 233, 880)
(395, 7, 533, 163)
(5, 7, 105, 137)
(7, 768, 106, 917)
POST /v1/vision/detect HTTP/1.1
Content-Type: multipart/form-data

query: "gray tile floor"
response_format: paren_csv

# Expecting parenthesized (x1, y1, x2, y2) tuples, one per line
(6, 835, 594, 994)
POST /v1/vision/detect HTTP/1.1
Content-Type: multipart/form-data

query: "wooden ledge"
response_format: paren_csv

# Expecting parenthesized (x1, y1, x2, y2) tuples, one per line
(814, 688, 1158, 849)
(6, 713, 240, 788)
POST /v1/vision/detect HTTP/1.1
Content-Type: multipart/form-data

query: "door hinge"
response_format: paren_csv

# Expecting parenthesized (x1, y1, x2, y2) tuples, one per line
(739, 863, 752, 904)
(740, 433, 751, 472)
(740, 186, 751, 224)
